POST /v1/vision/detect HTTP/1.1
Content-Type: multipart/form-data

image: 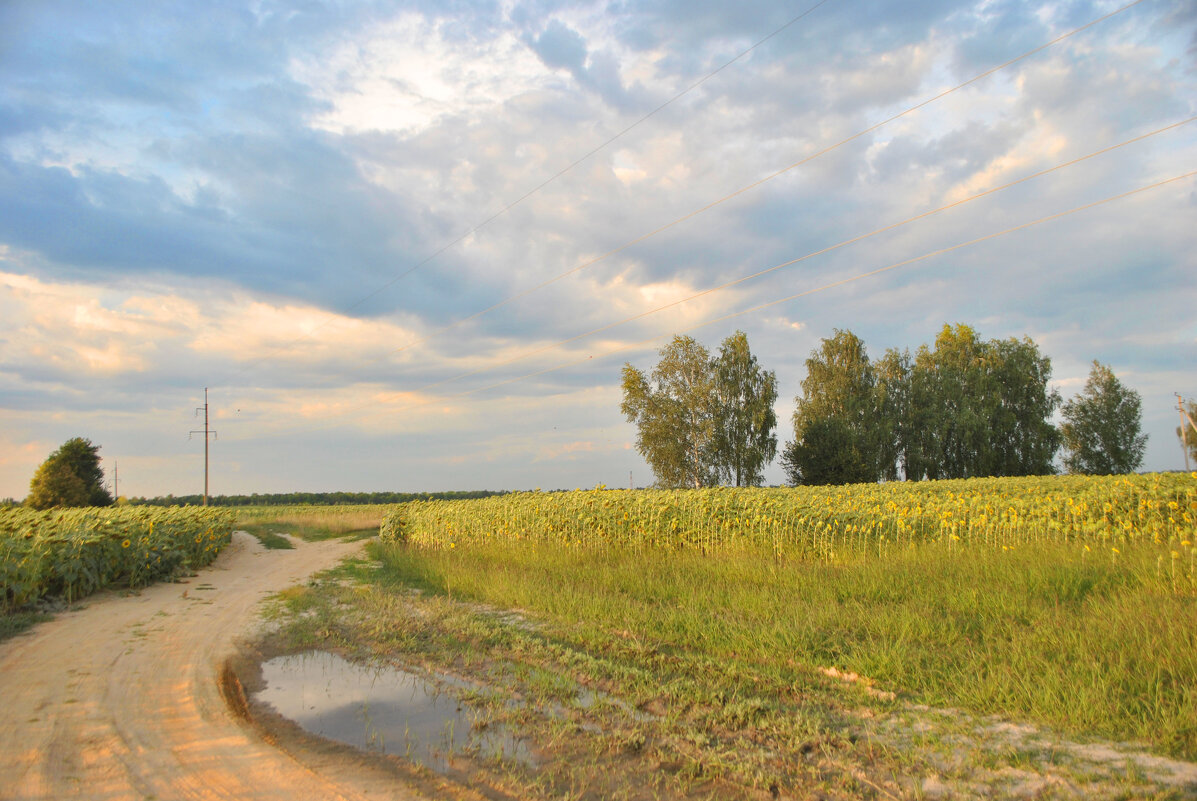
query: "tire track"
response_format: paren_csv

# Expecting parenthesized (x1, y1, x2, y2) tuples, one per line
(0, 532, 425, 801)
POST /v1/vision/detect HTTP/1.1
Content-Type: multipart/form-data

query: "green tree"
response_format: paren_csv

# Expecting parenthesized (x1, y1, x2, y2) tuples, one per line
(874, 347, 911, 481)
(622, 335, 720, 489)
(27, 456, 92, 510)
(712, 331, 778, 487)
(1060, 361, 1147, 475)
(979, 336, 1061, 476)
(903, 324, 1060, 479)
(26, 437, 112, 510)
(786, 329, 884, 484)
(910, 324, 988, 479)
(780, 417, 873, 486)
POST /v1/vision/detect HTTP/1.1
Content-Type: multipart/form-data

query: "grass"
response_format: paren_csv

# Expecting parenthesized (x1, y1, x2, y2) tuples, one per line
(236, 505, 389, 543)
(259, 535, 1197, 800)
(239, 524, 295, 549)
(0, 610, 53, 643)
(372, 539, 1196, 758)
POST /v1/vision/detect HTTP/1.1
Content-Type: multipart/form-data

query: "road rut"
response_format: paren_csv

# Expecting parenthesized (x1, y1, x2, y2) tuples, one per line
(0, 532, 426, 801)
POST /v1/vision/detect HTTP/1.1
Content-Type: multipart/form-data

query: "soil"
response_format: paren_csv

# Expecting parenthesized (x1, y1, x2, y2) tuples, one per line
(0, 532, 436, 801)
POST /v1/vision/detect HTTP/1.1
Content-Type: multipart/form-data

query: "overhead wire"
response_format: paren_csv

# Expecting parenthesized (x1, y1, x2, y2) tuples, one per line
(225, 0, 835, 375)
(366, 117, 1194, 394)
(223, 0, 1172, 443)
(255, 166, 1195, 438)
(373, 0, 1151, 363)
(431, 170, 1197, 402)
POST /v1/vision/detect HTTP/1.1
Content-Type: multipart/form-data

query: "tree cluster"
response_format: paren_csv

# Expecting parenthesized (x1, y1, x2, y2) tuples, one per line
(623, 324, 1149, 488)
(784, 325, 1066, 485)
(621, 331, 778, 488)
(26, 437, 113, 510)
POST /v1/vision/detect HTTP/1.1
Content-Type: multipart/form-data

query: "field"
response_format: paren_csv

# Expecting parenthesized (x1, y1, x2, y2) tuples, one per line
(0, 505, 235, 615)
(249, 473, 1197, 800)
(236, 504, 392, 548)
(6, 477, 1192, 798)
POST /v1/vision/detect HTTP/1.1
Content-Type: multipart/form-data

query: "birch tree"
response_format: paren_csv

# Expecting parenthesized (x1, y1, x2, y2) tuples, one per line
(621, 335, 719, 488)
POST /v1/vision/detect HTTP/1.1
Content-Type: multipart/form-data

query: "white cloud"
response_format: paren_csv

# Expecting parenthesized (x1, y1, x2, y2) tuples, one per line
(1, 0, 1194, 495)
(290, 13, 549, 136)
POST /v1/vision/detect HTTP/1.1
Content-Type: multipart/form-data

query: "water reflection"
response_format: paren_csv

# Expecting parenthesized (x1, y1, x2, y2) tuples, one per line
(254, 650, 532, 773)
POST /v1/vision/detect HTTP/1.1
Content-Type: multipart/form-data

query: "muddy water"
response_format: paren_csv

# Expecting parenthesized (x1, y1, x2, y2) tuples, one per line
(254, 650, 532, 773)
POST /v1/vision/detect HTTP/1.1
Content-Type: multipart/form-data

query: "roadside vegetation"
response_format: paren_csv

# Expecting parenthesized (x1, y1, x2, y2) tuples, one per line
(0, 610, 52, 641)
(258, 474, 1196, 800)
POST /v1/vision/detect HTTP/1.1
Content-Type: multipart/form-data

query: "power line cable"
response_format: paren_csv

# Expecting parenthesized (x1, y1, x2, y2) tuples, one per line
(220, 0, 1162, 437)
(453, 169, 1197, 400)
(336, 117, 1195, 401)
(373, 0, 1150, 363)
(252, 168, 1194, 437)
(350, 0, 837, 300)
(230, 0, 1146, 385)
(227, 0, 835, 374)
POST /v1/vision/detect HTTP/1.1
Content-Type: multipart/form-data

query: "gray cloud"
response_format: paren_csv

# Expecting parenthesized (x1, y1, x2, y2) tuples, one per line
(1, 0, 1194, 496)
(531, 19, 589, 73)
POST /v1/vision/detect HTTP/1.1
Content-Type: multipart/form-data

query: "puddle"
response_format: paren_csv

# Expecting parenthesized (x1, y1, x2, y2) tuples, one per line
(253, 650, 533, 773)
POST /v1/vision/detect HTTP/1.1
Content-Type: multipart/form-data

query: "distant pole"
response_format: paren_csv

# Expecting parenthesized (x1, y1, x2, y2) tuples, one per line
(629, 471, 634, 490)
(114, 461, 118, 501)
(204, 391, 209, 504)
(191, 388, 217, 506)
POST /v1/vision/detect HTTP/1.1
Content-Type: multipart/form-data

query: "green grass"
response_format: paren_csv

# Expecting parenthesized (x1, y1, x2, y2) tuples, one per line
(239, 524, 295, 549)
(0, 610, 53, 642)
(372, 538, 1197, 760)
(235, 505, 386, 543)
(260, 540, 1197, 799)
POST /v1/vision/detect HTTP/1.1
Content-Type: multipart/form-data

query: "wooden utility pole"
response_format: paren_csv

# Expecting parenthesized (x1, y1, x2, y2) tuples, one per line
(113, 461, 118, 502)
(191, 388, 217, 506)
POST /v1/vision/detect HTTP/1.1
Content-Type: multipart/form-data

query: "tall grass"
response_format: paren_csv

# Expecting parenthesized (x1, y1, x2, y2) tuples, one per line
(236, 504, 391, 541)
(375, 537, 1197, 757)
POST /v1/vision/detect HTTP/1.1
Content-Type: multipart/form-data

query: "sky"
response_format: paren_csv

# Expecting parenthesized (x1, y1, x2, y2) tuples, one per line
(0, 0, 1194, 499)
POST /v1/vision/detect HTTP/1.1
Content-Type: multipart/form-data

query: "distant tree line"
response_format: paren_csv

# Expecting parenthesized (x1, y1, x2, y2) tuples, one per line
(127, 489, 509, 507)
(622, 324, 1150, 488)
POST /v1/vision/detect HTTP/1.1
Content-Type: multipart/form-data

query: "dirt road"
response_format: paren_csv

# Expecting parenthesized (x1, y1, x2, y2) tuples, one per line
(0, 533, 427, 801)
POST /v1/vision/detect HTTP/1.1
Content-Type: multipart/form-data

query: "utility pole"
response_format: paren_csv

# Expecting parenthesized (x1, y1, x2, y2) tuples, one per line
(113, 461, 118, 502)
(190, 388, 217, 506)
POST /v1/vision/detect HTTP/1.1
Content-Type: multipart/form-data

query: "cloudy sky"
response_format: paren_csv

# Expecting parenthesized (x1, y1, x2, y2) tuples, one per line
(1, 0, 1194, 498)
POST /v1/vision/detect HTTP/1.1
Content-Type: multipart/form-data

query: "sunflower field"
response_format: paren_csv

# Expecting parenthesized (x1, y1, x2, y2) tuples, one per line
(1, 505, 234, 609)
(381, 472, 1197, 589)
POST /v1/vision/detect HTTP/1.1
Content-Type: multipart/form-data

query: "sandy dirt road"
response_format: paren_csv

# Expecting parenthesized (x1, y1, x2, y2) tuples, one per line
(0, 533, 428, 801)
